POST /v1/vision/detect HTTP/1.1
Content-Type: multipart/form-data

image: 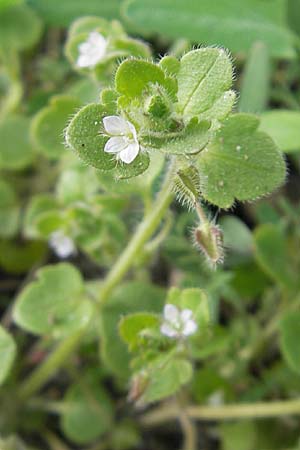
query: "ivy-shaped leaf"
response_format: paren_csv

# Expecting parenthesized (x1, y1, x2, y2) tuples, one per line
(13, 263, 92, 338)
(198, 114, 286, 208)
(0, 179, 19, 238)
(0, 325, 16, 385)
(119, 312, 159, 351)
(66, 103, 116, 171)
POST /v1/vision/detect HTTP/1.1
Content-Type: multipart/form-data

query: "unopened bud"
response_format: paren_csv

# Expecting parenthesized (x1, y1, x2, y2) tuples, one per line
(193, 222, 224, 267)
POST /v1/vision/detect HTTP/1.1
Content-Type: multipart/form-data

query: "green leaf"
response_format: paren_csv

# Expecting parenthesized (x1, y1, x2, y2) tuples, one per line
(198, 114, 286, 208)
(100, 282, 165, 379)
(24, 194, 58, 238)
(220, 421, 257, 450)
(115, 59, 169, 98)
(254, 224, 296, 289)
(114, 152, 150, 179)
(31, 95, 81, 159)
(0, 4, 42, 51)
(119, 312, 159, 350)
(13, 263, 92, 338)
(239, 42, 271, 113)
(28, 0, 122, 26)
(176, 48, 234, 123)
(65, 103, 116, 171)
(0, 326, 16, 385)
(260, 110, 300, 153)
(142, 358, 193, 403)
(0, 179, 19, 238)
(279, 311, 300, 374)
(0, 115, 35, 170)
(145, 120, 211, 155)
(124, 0, 296, 58)
(61, 373, 114, 444)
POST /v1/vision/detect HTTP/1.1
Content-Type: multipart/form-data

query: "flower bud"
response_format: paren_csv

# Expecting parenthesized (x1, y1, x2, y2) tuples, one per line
(193, 222, 224, 267)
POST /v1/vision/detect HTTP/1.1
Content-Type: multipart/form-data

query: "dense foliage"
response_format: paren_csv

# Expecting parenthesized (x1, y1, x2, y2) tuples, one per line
(1, 1, 300, 449)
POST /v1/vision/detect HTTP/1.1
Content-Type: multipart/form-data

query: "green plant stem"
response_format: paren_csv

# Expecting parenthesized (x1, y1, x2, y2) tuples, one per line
(18, 328, 86, 401)
(179, 408, 197, 450)
(97, 159, 175, 306)
(17, 160, 175, 401)
(141, 399, 300, 426)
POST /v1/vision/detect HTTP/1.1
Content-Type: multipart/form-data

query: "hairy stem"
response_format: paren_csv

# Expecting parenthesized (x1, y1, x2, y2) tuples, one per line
(141, 399, 300, 426)
(97, 159, 175, 306)
(18, 160, 175, 400)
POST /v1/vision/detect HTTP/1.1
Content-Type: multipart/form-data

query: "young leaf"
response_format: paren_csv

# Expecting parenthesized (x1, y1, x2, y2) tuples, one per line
(0, 326, 16, 385)
(260, 110, 300, 153)
(176, 48, 234, 123)
(279, 311, 300, 374)
(119, 312, 159, 350)
(124, 0, 295, 58)
(61, 373, 114, 444)
(115, 59, 169, 98)
(31, 95, 81, 159)
(142, 358, 193, 403)
(13, 263, 92, 338)
(198, 114, 286, 208)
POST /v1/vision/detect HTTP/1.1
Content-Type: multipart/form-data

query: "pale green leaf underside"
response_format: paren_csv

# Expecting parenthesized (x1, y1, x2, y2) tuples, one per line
(198, 114, 286, 208)
(124, 0, 296, 58)
(0, 325, 16, 385)
(177, 48, 234, 121)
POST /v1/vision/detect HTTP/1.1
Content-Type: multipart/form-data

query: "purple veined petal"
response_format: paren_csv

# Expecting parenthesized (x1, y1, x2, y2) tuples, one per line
(104, 136, 127, 154)
(182, 319, 198, 336)
(103, 115, 130, 135)
(119, 142, 139, 164)
(181, 309, 193, 321)
(160, 323, 178, 338)
(163, 304, 180, 323)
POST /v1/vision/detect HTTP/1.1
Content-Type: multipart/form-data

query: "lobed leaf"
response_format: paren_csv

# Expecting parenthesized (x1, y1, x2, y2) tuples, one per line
(198, 114, 286, 208)
(13, 263, 92, 338)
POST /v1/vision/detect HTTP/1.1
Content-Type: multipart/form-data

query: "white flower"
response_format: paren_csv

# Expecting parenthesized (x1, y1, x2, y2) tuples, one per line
(160, 304, 198, 339)
(49, 231, 76, 259)
(77, 31, 107, 68)
(103, 115, 140, 164)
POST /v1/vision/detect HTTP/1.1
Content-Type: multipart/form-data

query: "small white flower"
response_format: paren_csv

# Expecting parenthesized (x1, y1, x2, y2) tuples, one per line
(160, 304, 198, 339)
(103, 115, 140, 164)
(77, 31, 107, 68)
(49, 231, 76, 259)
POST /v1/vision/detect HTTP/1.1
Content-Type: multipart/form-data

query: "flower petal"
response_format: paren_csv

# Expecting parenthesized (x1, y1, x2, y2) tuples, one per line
(103, 115, 130, 135)
(160, 323, 178, 338)
(182, 319, 198, 336)
(119, 142, 139, 164)
(104, 136, 127, 154)
(163, 304, 180, 323)
(181, 309, 193, 322)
